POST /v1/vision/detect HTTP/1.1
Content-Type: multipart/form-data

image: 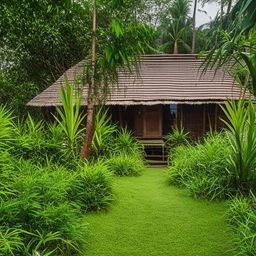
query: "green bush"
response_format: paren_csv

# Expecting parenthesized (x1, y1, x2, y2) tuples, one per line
(113, 128, 144, 157)
(0, 158, 113, 255)
(69, 161, 113, 212)
(164, 127, 190, 152)
(107, 153, 144, 176)
(227, 195, 256, 256)
(11, 115, 80, 168)
(167, 133, 232, 200)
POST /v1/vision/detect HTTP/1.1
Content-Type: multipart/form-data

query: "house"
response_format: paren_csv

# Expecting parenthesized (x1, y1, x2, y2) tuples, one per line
(27, 54, 249, 140)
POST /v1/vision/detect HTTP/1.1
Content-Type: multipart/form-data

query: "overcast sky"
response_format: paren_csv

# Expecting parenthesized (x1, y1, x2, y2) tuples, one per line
(193, 2, 219, 26)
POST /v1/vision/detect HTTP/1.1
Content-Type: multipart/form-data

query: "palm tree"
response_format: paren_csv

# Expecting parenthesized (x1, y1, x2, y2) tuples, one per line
(159, 0, 192, 54)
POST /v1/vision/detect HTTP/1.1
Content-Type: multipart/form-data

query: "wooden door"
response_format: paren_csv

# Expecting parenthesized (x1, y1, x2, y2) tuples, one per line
(143, 106, 162, 138)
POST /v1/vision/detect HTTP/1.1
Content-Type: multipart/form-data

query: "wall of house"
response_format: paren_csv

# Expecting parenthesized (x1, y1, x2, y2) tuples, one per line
(177, 104, 226, 138)
(109, 104, 226, 139)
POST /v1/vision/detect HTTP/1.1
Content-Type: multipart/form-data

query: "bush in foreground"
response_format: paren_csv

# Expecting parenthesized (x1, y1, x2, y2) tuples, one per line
(69, 161, 113, 212)
(227, 195, 256, 256)
(167, 133, 232, 200)
(108, 153, 144, 176)
(0, 159, 113, 256)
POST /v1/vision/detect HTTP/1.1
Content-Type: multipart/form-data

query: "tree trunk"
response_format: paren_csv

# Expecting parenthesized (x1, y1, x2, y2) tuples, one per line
(173, 41, 179, 54)
(227, 0, 232, 15)
(192, 0, 197, 53)
(80, 0, 97, 159)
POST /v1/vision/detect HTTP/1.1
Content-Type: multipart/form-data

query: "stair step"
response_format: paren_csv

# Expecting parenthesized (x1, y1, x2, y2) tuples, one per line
(145, 154, 167, 158)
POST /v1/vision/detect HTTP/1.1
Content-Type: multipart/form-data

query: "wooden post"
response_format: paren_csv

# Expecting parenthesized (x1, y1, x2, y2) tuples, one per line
(180, 104, 183, 128)
(203, 105, 206, 134)
(214, 104, 218, 131)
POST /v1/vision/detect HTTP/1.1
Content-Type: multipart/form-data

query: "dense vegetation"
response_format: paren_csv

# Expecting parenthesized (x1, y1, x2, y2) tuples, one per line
(166, 101, 256, 255)
(1, 0, 256, 255)
(0, 105, 144, 255)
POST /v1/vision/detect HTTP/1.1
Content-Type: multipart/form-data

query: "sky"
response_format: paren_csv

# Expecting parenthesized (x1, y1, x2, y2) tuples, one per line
(194, 2, 219, 26)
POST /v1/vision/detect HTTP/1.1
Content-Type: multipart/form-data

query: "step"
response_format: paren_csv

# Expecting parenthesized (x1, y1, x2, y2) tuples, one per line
(145, 154, 168, 158)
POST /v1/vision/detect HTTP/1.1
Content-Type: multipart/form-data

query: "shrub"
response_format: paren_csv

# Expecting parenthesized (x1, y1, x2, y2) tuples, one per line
(167, 133, 232, 200)
(69, 161, 113, 212)
(107, 153, 144, 176)
(221, 100, 256, 193)
(0, 160, 86, 256)
(113, 128, 144, 157)
(164, 127, 190, 152)
(227, 195, 256, 256)
(92, 107, 117, 158)
(11, 115, 80, 168)
(0, 158, 114, 256)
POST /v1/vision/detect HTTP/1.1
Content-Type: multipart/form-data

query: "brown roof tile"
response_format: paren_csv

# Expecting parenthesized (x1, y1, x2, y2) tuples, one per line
(27, 54, 250, 106)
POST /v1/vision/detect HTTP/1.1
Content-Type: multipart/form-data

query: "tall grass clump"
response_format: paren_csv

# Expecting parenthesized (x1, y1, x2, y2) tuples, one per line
(69, 161, 113, 212)
(0, 160, 87, 256)
(167, 133, 232, 200)
(227, 194, 256, 256)
(12, 115, 79, 168)
(221, 100, 256, 193)
(164, 127, 190, 152)
(107, 153, 144, 176)
(92, 107, 117, 158)
(0, 159, 114, 255)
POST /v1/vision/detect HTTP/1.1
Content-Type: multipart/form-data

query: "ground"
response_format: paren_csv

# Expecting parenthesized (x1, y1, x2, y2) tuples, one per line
(85, 168, 233, 256)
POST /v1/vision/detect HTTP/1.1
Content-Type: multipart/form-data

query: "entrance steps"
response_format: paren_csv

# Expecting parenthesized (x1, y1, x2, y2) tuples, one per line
(140, 139, 168, 167)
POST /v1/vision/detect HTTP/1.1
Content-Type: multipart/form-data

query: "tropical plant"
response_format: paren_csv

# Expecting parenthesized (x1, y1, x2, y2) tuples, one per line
(158, 0, 192, 54)
(69, 161, 113, 212)
(113, 128, 144, 157)
(54, 79, 85, 155)
(0, 105, 14, 151)
(221, 100, 256, 192)
(167, 133, 232, 200)
(227, 193, 256, 256)
(80, 0, 156, 159)
(92, 107, 117, 157)
(108, 153, 144, 176)
(164, 127, 190, 152)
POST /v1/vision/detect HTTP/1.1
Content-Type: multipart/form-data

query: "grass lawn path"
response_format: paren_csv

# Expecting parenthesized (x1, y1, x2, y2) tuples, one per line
(85, 168, 233, 256)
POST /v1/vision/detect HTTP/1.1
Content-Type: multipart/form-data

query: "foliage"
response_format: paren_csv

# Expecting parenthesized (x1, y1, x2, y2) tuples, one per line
(167, 133, 232, 200)
(0, 157, 114, 255)
(107, 153, 144, 176)
(0, 161, 86, 256)
(113, 128, 144, 157)
(164, 127, 190, 152)
(221, 100, 256, 192)
(69, 161, 113, 212)
(227, 194, 256, 256)
(11, 114, 78, 168)
(92, 107, 117, 157)
(0, 105, 14, 151)
(158, 0, 192, 54)
(54, 79, 85, 154)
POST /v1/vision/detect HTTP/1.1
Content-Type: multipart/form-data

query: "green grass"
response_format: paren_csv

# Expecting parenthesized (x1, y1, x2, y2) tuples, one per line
(84, 168, 234, 256)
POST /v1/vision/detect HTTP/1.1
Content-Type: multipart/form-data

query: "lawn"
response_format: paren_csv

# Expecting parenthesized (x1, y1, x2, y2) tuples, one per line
(85, 168, 234, 256)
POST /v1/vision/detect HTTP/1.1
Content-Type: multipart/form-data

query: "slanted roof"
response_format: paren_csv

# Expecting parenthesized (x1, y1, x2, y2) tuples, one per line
(27, 54, 250, 107)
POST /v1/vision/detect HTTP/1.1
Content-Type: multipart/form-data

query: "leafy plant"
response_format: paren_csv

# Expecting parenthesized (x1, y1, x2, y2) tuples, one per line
(69, 161, 113, 212)
(167, 133, 232, 200)
(107, 153, 144, 176)
(164, 127, 190, 152)
(221, 100, 256, 192)
(227, 194, 256, 256)
(54, 78, 85, 155)
(0, 105, 14, 152)
(92, 107, 117, 157)
(113, 128, 144, 157)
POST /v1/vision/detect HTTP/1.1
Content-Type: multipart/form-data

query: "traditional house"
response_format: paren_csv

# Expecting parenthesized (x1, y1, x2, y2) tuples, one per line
(28, 54, 249, 165)
(28, 54, 248, 139)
